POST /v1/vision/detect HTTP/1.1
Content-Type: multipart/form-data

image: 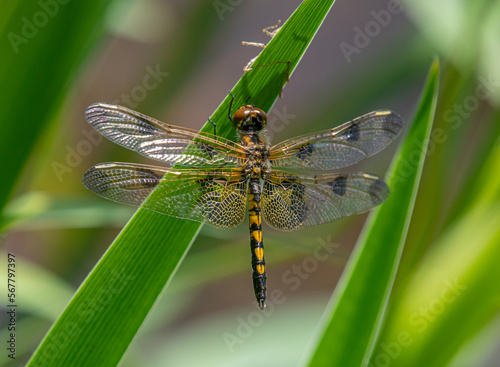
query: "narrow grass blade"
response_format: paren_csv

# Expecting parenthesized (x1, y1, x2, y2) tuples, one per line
(26, 1, 336, 366)
(304, 59, 440, 367)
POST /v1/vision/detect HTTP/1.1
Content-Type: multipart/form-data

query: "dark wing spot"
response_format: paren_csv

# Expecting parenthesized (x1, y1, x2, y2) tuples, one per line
(330, 176, 347, 196)
(345, 123, 360, 141)
(296, 144, 314, 162)
(368, 178, 389, 204)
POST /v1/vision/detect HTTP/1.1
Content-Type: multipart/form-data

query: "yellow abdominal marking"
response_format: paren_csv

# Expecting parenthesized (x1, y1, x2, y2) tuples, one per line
(249, 214, 261, 226)
(256, 265, 265, 274)
(254, 247, 264, 261)
(251, 230, 263, 242)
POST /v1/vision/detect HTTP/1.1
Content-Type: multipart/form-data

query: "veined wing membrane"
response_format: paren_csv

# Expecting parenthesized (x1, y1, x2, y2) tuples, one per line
(86, 103, 246, 167)
(269, 110, 403, 170)
(82, 163, 247, 228)
(261, 170, 389, 231)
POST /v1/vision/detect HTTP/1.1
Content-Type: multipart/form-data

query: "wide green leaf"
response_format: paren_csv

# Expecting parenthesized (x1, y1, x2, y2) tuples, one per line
(304, 59, 439, 366)
(26, 1, 336, 366)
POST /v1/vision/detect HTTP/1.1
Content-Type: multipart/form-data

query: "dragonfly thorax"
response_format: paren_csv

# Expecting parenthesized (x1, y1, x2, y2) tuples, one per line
(240, 132, 270, 179)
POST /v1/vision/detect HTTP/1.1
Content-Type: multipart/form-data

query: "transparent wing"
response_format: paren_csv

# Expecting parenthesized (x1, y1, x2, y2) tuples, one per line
(269, 110, 403, 170)
(82, 162, 247, 229)
(261, 170, 389, 231)
(85, 103, 246, 167)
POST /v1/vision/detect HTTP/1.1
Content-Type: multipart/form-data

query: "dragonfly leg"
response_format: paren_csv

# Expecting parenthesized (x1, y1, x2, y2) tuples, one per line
(208, 117, 216, 137)
(227, 91, 235, 122)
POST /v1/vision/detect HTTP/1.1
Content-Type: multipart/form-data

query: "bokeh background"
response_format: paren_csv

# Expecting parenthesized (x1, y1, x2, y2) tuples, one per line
(1, 0, 499, 366)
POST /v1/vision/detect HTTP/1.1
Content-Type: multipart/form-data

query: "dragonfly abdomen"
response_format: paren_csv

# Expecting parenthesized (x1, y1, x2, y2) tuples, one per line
(248, 178, 266, 309)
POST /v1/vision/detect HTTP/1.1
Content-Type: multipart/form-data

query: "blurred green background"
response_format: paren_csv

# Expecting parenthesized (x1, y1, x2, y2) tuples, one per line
(1, 0, 499, 366)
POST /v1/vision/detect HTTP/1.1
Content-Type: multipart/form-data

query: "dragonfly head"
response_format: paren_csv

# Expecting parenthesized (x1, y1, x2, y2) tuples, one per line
(232, 105, 267, 133)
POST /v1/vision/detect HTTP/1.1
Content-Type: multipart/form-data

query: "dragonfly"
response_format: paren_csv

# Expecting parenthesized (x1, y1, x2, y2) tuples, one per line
(82, 99, 403, 309)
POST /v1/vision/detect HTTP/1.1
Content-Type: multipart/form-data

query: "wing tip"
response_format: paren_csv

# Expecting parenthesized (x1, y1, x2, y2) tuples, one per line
(82, 162, 126, 193)
(378, 178, 390, 201)
(352, 173, 390, 204)
(85, 102, 124, 124)
(81, 164, 102, 194)
(373, 109, 404, 134)
(368, 175, 390, 204)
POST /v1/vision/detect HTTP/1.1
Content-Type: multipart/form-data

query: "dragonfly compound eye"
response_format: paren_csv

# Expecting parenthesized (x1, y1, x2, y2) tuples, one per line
(232, 106, 268, 132)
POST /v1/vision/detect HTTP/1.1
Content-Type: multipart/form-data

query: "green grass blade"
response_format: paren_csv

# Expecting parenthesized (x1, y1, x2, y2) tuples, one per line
(304, 59, 440, 367)
(371, 202, 500, 367)
(0, 1, 114, 213)
(370, 139, 500, 367)
(26, 1, 336, 366)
